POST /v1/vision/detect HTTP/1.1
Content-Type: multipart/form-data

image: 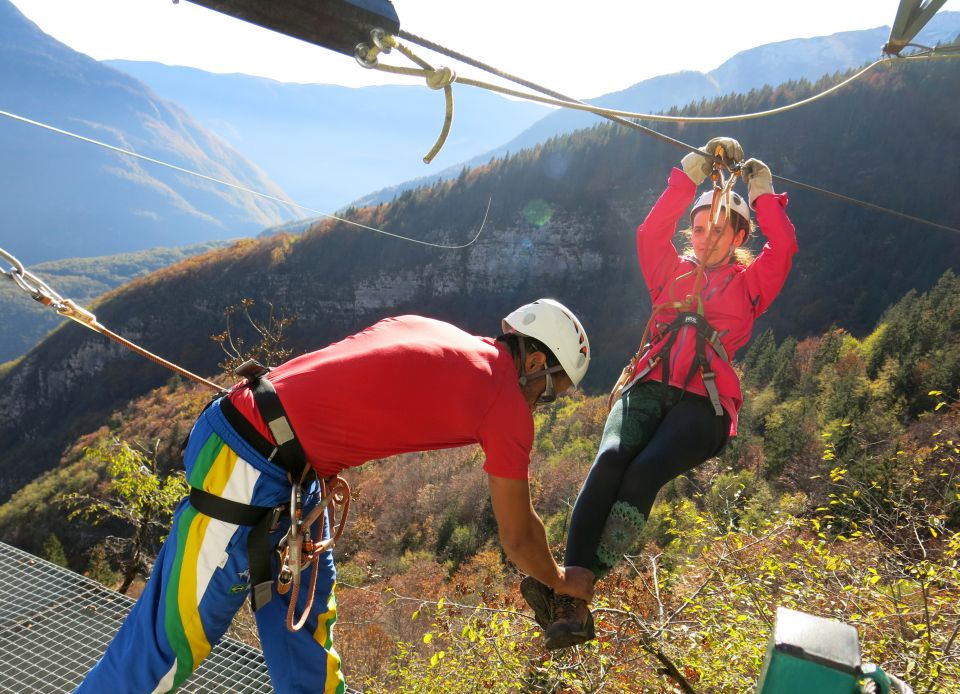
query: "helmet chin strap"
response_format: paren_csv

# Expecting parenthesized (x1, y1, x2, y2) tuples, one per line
(539, 371, 557, 404)
(516, 337, 561, 403)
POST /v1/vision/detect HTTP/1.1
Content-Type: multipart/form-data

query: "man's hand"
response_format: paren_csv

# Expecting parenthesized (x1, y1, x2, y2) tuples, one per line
(488, 474, 564, 589)
(556, 566, 595, 602)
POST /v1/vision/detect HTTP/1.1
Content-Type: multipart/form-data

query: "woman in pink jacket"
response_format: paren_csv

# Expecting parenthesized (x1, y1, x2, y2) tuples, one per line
(524, 137, 798, 648)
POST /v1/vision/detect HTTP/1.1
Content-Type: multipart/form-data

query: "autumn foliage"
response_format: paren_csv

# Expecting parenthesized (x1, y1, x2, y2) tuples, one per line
(1, 272, 959, 690)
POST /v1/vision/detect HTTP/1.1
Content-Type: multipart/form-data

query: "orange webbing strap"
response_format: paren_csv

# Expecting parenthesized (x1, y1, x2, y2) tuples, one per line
(282, 475, 352, 632)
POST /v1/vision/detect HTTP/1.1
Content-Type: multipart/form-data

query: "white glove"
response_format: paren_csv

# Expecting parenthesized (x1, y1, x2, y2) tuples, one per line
(742, 158, 775, 207)
(681, 137, 744, 185)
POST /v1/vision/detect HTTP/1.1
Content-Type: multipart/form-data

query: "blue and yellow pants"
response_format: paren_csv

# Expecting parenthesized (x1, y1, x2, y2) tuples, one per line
(76, 399, 344, 694)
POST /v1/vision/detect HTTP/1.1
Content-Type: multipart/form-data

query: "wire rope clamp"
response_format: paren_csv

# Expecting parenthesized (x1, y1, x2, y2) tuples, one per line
(57, 299, 98, 327)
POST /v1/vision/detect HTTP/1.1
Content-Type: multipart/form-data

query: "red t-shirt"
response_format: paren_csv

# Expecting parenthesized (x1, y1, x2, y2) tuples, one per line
(227, 316, 533, 479)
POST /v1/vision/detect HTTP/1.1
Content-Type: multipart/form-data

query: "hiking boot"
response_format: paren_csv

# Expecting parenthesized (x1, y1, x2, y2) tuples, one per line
(519, 576, 554, 630)
(545, 594, 595, 650)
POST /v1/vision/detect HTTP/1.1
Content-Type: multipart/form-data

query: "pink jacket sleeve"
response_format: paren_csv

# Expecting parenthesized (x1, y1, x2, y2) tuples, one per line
(636, 168, 696, 303)
(743, 192, 798, 316)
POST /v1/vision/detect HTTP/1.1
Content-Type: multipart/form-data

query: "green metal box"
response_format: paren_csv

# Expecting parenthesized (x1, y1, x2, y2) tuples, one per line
(757, 607, 863, 693)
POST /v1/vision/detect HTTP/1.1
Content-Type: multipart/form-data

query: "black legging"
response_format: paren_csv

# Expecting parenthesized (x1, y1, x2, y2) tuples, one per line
(564, 381, 728, 574)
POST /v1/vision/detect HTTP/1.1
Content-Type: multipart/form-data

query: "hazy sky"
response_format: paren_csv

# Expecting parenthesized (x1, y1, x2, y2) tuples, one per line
(9, 0, 959, 98)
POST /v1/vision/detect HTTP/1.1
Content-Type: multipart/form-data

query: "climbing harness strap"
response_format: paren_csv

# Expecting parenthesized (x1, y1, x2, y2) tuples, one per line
(657, 312, 726, 416)
(188, 486, 287, 611)
(216, 362, 351, 630)
(190, 396, 350, 631)
(232, 359, 311, 484)
(180, 361, 351, 630)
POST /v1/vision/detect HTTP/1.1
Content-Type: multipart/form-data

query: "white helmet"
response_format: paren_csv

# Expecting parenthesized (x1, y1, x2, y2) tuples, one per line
(689, 189, 751, 231)
(501, 298, 590, 387)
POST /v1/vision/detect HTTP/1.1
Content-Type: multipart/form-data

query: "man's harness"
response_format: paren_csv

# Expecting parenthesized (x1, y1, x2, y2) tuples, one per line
(188, 360, 350, 632)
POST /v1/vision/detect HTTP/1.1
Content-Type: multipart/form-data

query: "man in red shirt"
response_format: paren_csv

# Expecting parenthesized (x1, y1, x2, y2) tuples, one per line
(78, 299, 593, 694)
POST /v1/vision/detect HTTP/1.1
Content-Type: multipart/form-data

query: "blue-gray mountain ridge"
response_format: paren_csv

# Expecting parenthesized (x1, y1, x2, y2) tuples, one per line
(0, 0, 292, 265)
(104, 60, 553, 216)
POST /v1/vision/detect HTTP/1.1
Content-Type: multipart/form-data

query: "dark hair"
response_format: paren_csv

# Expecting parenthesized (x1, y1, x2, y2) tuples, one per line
(497, 333, 560, 368)
(731, 212, 751, 239)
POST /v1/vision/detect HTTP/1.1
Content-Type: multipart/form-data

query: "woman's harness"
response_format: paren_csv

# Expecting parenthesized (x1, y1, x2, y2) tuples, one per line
(610, 311, 728, 416)
(188, 360, 350, 632)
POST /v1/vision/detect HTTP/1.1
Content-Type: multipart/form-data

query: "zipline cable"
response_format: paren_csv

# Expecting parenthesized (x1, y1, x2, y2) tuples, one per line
(385, 31, 708, 160)
(397, 31, 957, 125)
(0, 104, 491, 391)
(771, 174, 960, 234)
(379, 34, 960, 235)
(0, 246, 223, 391)
(0, 109, 489, 250)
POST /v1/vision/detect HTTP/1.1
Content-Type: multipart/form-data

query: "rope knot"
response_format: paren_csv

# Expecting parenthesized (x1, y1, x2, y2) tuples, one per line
(426, 66, 456, 90)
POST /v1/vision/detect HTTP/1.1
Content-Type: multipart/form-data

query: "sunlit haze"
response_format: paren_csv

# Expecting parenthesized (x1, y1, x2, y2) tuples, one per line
(10, 0, 959, 98)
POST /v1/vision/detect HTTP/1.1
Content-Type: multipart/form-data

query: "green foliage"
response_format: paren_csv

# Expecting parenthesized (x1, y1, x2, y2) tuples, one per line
(742, 328, 777, 388)
(62, 442, 186, 531)
(59, 441, 188, 592)
(41, 533, 68, 568)
(358, 409, 959, 691)
(762, 399, 812, 477)
(447, 525, 478, 563)
(770, 337, 800, 398)
(85, 543, 121, 587)
(0, 455, 102, 561)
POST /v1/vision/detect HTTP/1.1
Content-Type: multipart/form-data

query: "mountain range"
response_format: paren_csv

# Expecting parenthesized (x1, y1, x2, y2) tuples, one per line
(0, 0, 292, 264)
(103, 60, 552, 215)
(0, 241, 230, 362)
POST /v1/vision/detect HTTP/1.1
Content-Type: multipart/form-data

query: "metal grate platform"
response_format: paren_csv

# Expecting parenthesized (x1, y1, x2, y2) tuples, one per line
(0, 541, 273, 693)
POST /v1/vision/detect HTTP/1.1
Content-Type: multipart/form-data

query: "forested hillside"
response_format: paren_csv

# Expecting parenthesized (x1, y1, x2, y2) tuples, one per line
(1, 55, 957, 502)
(2, 272, 958, 690)
(0, 241, 230, 362)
